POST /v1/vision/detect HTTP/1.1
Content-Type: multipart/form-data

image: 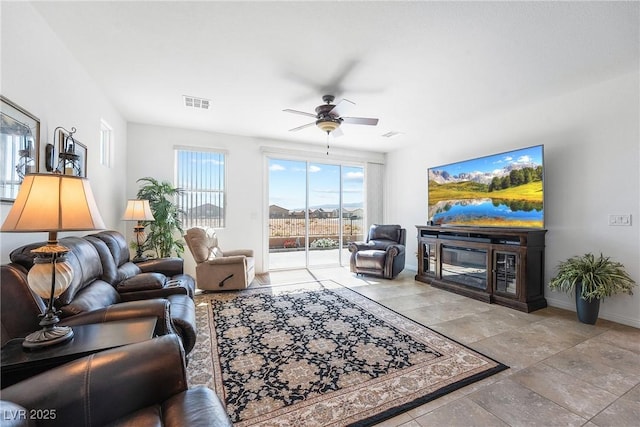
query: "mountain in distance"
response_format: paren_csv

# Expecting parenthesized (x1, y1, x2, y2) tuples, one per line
(429, 160, 539, 185)
(288, 202, 363, 211)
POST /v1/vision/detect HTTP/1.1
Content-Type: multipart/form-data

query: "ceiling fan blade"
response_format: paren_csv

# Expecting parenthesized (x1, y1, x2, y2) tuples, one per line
(331, 127, 344, 138)
(342, 117, 379, 126)
(288, 122, 316, 132)
(283, 109, 317, 118)
(330, 99, 355, 117)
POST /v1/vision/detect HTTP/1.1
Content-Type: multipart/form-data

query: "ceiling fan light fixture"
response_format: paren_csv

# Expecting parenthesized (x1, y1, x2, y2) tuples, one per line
(316, 118, 341, 133)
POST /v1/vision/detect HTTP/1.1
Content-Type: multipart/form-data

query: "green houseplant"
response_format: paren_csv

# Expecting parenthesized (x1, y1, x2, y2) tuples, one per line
(549, 253, 636, 324)
(136, 177, 185, 258)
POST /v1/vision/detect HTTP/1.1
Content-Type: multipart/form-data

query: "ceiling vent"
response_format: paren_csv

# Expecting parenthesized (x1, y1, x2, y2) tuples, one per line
(381, 131, 403, 138)
(183, 95, 211, 110)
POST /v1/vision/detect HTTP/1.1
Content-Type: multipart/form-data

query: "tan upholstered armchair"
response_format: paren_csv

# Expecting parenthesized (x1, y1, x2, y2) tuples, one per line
(184, 228, 255, 291)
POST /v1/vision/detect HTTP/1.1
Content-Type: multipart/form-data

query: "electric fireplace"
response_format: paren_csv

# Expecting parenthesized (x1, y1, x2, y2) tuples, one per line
(441, 246, 487, 290)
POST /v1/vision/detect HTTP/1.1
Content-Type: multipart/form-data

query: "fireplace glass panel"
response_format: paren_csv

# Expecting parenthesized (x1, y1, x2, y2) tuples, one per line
(441, 245, 487, 289)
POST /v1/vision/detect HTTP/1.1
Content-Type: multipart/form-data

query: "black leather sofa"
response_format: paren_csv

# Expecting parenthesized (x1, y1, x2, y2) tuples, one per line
(0, 335, 232, 427)
(2, 231, 197, 354)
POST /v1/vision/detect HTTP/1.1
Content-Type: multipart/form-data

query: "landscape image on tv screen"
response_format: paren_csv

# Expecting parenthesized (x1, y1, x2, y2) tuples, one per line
(428, 145, 544, 228)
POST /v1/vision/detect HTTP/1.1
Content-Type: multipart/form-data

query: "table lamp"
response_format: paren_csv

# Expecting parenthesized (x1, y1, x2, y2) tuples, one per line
(1, 173, 105, 349)
(122, 199, 155, 262)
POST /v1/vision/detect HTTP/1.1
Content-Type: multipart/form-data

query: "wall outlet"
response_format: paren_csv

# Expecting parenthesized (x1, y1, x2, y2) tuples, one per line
(608, 214, 632, 226)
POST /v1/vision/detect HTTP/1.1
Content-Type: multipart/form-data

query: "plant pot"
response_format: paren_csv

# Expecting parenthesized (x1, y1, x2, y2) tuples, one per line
(575, 282, 600, 324)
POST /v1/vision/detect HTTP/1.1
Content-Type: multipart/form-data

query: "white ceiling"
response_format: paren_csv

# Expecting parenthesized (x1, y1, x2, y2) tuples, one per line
(31, 1, 639, 153)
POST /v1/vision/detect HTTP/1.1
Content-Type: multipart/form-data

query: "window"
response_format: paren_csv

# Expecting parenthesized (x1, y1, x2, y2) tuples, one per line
(99, 120, 112, 167)
(175, 147, 226, 228)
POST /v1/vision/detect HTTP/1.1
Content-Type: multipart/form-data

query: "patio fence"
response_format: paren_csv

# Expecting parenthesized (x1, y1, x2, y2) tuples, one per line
(269, 217, 364, 249)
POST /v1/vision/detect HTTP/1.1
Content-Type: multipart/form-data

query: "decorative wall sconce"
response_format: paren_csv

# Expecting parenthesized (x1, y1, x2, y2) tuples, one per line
(55, 126, 80, 176)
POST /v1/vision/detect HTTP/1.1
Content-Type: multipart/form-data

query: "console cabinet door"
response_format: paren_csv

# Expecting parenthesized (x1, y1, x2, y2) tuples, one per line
(493, 251, 519, 297)
(419, 238, 437, 277)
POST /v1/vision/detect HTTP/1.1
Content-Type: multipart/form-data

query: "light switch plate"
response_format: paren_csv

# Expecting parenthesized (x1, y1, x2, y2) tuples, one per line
(608, 214, 632, 226)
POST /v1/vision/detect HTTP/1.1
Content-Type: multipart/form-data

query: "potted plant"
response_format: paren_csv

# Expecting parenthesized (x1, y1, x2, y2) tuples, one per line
(136, 177, 185, 258)
(549, 253, 636, 324)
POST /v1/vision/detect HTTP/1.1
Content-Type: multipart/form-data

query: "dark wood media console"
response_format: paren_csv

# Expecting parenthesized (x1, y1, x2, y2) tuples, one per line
(415, 225, 547, 312)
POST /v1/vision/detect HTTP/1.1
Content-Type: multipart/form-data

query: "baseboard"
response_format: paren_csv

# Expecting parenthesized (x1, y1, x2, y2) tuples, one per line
(546, 296, 640, 328)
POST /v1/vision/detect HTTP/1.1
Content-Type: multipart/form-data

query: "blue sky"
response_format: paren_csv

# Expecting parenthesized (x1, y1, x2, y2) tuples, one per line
(269, 159, 363, 210)
(431, 145, 543, 176)
(175, 149, 225, 189)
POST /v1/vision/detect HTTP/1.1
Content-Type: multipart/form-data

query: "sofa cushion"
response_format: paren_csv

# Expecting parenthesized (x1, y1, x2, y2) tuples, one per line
(85, 235, 120, 284)
(89, 231, 135, 268)
(58, 279, 120, 317)
(369, 224, 402, 242)
(86, 234, 144, 284)
(57, 237, 104, 305)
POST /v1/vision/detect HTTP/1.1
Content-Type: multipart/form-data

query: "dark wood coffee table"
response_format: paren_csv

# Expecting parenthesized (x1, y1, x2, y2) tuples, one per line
(1, 317, 157, 388)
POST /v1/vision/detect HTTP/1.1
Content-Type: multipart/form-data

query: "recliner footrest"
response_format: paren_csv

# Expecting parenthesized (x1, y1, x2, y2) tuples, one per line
(354, 250, 387, 270)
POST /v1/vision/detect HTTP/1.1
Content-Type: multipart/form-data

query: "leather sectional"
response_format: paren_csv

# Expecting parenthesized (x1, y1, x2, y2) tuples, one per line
(2, 230, 197, 354)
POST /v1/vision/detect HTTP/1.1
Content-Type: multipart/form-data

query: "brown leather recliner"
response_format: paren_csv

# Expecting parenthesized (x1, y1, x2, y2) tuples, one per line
(0, 335, 233, 427)
(348, 224, 406, 279)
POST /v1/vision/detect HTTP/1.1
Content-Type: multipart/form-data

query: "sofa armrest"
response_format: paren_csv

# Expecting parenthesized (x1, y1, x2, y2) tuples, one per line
(166, 294, 197, 355)
(385, 244, 405, 257)
(117, 272, 166, 293)
(137, 257, 184, 276)
(59, 299, 174, 339)
(1, 335, 187, 427)
(163, 387, 232, 427)
(348, 242, 373, 253)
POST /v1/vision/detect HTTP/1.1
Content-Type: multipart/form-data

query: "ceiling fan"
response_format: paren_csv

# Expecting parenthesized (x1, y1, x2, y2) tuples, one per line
(283, 95, 379, 137)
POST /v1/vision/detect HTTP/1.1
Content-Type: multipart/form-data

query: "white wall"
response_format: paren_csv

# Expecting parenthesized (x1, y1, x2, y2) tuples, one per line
(0, 2, 128, 263)
(386, 72, 640, 327)
(126, 123, 385, 276)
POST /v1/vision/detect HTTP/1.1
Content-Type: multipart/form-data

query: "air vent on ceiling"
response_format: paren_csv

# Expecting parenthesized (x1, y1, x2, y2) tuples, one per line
(183, 95, 211, 110)
(381, 131, 403, 138)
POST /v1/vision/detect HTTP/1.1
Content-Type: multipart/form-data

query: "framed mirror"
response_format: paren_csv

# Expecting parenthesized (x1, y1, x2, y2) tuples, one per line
(1, 96, 40, 202)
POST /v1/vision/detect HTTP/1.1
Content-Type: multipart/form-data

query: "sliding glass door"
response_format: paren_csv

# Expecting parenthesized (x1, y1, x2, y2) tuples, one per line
(308, 162, 340, 267)
(268, 159, 307, 270)
(268, 158, 364, 270)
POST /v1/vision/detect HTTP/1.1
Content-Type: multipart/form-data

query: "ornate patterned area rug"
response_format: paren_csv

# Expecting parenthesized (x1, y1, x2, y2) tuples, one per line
(187, 281, 507, 426)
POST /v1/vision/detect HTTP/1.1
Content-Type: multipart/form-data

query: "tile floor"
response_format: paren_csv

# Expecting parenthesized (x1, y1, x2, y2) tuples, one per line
(263, 267, 640, 427)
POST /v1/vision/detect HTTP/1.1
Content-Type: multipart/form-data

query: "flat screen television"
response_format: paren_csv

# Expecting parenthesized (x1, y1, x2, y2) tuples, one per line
(427, 145, 544, 228)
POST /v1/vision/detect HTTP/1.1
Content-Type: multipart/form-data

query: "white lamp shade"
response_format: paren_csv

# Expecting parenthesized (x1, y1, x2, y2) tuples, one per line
(1, 173, 106, 232)
(122, 199, 155, 221)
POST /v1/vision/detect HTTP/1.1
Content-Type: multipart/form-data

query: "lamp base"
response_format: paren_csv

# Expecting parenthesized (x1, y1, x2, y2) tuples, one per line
(22, 325, 74, 350)
(132, 255, 148, 263)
